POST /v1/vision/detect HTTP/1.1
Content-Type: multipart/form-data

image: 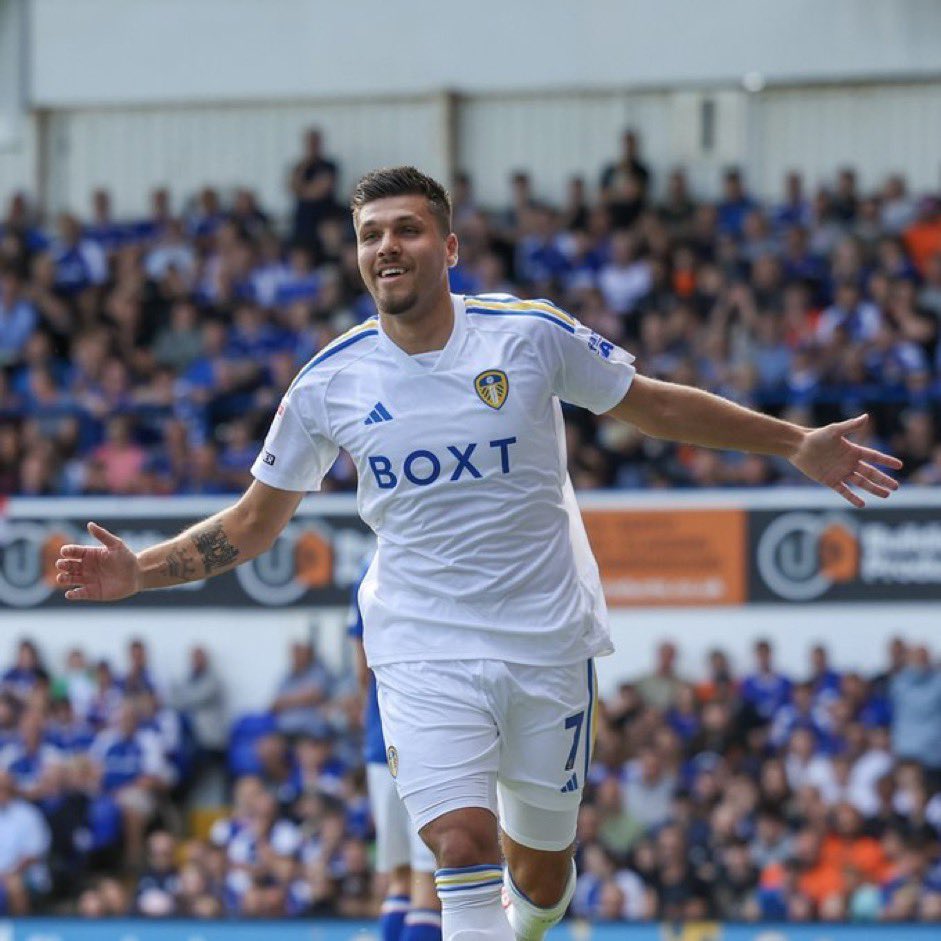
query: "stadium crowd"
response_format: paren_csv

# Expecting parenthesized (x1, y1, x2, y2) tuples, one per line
(0, 632, 939, 923)
(3, 128, 941, 494)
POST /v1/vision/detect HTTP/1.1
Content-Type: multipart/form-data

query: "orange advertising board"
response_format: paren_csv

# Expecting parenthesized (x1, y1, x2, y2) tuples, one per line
(582, 509, 746, 607)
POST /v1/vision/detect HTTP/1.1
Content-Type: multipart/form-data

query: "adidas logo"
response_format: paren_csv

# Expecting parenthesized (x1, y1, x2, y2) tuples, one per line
(364, 402, 393, 425)
(560, 773, 578, 793)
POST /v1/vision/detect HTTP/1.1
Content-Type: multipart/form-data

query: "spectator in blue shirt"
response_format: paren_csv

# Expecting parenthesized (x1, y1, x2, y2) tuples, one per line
(1, 640, 49, 706)
(87, 660, 123, 730)
(46, 696, 96, 755)
(291, 732, 346, 802)
(741, 639, 792, 723)
(187, 187, 224, 242)
(1, 192, 47, 253)
(816, 279, 883, 345)
(273, 247, 321, 309)
(226, 303, 291, 363)
(90, 700, 171, 867)
(515, 205, 571, 288)
(774, 172, 812, 230)
(145, 218, 196, 281)
(3, 709, 62, 801)
(769, 682, 823, 751)
(49, 215, 107, 296)
(0, 266, 37, 367)
(84, 189, 130, 254)
(808, 644, 842, 703)
(253, 733, 301, 813)
(717, 168, 758, 238)
(218, 419, 259, 492)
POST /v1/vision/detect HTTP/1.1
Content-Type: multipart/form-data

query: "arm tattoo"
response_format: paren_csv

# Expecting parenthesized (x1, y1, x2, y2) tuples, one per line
(164, 548, 198, 582)
(191, 522, 240, 574)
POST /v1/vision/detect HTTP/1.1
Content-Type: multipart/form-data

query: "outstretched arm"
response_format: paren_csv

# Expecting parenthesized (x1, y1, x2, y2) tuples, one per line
(56, 480, 305, 601)
(607, 374, 902, 507)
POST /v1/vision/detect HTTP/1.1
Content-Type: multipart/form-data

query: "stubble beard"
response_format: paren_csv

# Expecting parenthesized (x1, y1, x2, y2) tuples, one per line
(377, 286, 420, 317)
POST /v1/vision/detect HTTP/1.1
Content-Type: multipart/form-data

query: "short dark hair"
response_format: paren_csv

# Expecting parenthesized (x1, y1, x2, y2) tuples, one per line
(350, 166, 452, 235)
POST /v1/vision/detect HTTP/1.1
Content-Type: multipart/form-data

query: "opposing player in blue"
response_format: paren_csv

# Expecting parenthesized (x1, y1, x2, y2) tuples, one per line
(348, 557, 441, 941)
(56, 166, 901, 941)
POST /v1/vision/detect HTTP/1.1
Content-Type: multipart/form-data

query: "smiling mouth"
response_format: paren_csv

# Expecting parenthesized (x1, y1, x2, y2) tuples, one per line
(378, 267, 408, 282)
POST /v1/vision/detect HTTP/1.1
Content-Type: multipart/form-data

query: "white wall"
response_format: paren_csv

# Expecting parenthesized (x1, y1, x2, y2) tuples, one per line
(0, 0, 24, 135)
(30, 78, 941, 217)
(459, 91, 669, 209)
(0, 0, 33, 199)
(43, 96, 448, 217)
(752, 83, 941, 197)
(0, 115, 36, 200)
(28, 0, 941, 106)
(39, 89, 750, 214)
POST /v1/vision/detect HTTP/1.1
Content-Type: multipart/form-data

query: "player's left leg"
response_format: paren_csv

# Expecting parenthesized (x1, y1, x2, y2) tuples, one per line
(498, 798, 577, 941)
(495, 659, 597, 941)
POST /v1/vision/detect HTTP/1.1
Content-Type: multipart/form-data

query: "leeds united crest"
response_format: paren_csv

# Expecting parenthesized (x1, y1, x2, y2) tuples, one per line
(386, 745, 399, 778)
(474, 369, 508, 409)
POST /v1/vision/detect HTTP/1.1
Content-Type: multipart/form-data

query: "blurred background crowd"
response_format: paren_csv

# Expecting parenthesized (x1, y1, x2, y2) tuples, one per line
(0, 631, 939, 923)
(3, 127, 941, 496)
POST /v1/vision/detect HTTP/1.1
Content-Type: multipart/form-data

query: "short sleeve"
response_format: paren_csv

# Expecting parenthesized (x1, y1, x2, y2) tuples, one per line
(251, 395, 339, 492)
(546, 314, 636, 414)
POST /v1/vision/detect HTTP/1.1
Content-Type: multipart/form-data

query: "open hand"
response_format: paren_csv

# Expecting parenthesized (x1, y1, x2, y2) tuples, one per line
(56, 522, 141, 602)
(789, 414, 902, 507)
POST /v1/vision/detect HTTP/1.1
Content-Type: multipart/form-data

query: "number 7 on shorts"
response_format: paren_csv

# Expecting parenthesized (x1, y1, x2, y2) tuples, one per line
(564, 711, 584, 772)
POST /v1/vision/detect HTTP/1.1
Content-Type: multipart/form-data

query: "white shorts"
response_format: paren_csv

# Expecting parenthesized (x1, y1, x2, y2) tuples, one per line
(374, 658, 597, 847)
(366, 761, 436, 873)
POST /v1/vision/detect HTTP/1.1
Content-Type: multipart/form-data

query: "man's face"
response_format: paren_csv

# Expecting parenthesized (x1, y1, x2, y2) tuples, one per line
(130, 642, 146, 668)
(837, 284, 859, 310)
(58, 214, 80, 245)
(756, 643, 772, 670)
(291, 642, 311, 670)
(658, 643, 676, 671)
(355, 195, 457, 317)
(811, 646, 827, 672)
(148, 834, 175, 872)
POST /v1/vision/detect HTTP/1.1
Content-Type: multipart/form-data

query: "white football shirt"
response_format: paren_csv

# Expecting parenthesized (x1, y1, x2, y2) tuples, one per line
(251, 294, 636, 667)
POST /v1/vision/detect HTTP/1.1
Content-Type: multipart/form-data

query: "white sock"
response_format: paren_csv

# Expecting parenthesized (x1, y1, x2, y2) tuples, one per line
(502, 861, 576, 941)
(435, 866, 513, 941)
